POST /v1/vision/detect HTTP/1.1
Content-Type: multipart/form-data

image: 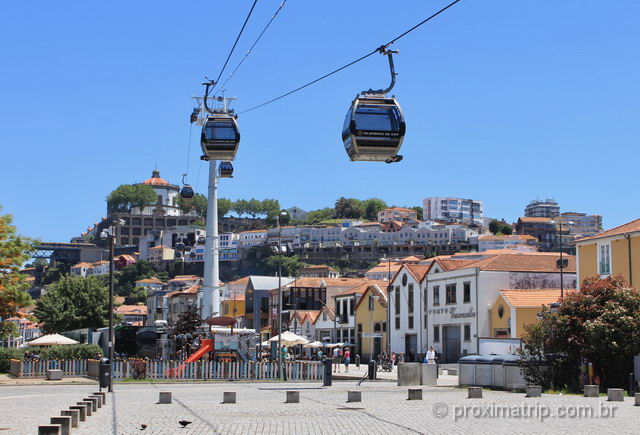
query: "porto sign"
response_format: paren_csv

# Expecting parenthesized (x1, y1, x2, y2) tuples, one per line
(427, 306, 476, 319)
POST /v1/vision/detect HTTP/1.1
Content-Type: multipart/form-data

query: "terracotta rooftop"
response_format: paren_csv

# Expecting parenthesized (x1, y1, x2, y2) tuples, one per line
(143, 169, 171, 187)
(287, 277, 368, 289)
(577, 218, 640, 242)
(136, 277, 164, 284)
(336, 280, 387, 296)
(499, 289, 577, 308)
(168, 275, 200, 282)
(226, 276, 250, 286)
(71, 262, 93, 269)
(116, 305, 147, 315)
(464, 252, 576, 273)
(519, 217, 554, 223)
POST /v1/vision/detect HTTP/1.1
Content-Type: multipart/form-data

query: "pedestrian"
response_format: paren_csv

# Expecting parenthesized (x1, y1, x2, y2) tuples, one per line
(408, 349, 416, 362)
(333, 346, 342, 373)
(343, 347, 351, 373)
(427, 346, 436, 364)
(398, 352, 405, 363)
(391, 352, 397, 365)
(317, 350, 324, 361)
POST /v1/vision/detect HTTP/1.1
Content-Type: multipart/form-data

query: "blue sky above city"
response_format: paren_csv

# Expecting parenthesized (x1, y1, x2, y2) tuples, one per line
(1, 0, 638, 242)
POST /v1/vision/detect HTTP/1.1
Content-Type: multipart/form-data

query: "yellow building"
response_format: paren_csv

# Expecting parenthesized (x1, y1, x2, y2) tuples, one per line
(354, 284, 388, 362)
(489, 289, 574, 339)
(576, 218, 640, 288)
(220, 294, 245, 320)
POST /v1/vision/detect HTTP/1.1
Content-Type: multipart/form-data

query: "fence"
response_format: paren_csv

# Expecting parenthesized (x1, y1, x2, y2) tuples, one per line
(9, 359, 88, 378)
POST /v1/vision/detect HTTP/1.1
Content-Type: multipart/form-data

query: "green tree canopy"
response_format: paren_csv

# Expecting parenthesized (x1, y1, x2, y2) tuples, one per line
(265, 255, 306, 277)
(232, 199, 249, 217)
(489, 219, 513, 235)
(116, 260, 157, 297)
(125, 286, 147, 305)
(218, 198, 232, 217)
(305, 208, 335, 224)
(520, 275, 640, 391)
(363, 198, 387, 221)
(410, 206, 423, 220)
(0, 208, 34, 340)
(334, 197, 364, 219)
(34, 275, 114, 333)
(107, 184, 157, 213)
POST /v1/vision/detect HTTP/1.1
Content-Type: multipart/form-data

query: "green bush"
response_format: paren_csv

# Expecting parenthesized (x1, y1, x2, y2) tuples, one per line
(0, 344, 103, 372)
(0, 348, 24, 372)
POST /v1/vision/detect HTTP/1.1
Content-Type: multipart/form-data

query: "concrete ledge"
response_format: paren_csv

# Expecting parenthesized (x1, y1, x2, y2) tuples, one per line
(76, 401, 92, 416)
(347, 391, 361, 403)
(50, 416, 71, 435)
(583, 385, 599, 397)
(83, 397, 98, 412)
(526, 386, 542, 398)
(468, 387, 483, 399)
(60, 409, 79, 428)
(607, 388, 624, 402)
(46, 369, 63, 381)
(38, 425, 60, 435)
(397, 363, 421, 387)
(223, 392, 236, 404)
(286, 391, 299, 403)
(159, 392, 172, 404)
(408, 388, 422, 400)
(420, 364, 437, 386)
(69, 405, 86, 422)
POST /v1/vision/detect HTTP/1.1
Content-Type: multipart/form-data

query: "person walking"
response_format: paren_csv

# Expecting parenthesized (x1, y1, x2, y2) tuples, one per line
(343, 347, 351, 373)
(427, 346, 436, 364)
(391, 352, 397, 366)
(333, 346, 342, 373)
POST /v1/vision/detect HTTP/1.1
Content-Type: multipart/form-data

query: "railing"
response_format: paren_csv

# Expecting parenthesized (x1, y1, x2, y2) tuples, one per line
(10, 359, 88, 378)
(13, 358, 323, 381)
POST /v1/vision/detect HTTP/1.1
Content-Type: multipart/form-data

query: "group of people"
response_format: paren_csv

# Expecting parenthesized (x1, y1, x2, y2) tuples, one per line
(380, 346, 438, 366)
(331, 346, 351, 373)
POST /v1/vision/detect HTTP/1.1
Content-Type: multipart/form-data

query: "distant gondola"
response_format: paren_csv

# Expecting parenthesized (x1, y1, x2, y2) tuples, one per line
(218, 161, 234, 178)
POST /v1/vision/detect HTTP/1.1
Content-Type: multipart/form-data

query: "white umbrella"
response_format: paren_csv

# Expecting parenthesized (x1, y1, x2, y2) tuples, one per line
(260, 340, 271, 347)
(269, 331, 309, 346)
(303, 340, 322, 348)
(28, 334, 79, 346)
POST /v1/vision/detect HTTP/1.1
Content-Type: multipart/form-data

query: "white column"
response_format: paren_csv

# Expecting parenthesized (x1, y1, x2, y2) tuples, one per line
(202, 160, 220, 319)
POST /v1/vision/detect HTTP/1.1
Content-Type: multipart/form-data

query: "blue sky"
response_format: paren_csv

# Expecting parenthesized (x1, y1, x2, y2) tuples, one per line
(1, 0, 639, 242)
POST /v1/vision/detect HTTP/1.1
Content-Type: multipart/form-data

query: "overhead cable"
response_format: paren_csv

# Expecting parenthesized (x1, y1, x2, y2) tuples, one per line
(239, 0, 462, 114)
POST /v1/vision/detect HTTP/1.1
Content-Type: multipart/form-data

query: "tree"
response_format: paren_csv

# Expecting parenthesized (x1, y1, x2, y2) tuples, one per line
(218, 198, 232, 217)
(125, 286, 147, 305)
(116, 260, 157, 297)
(107, 184, 157, 213)
(0, 208, 34, 340)
(261, 199, 281, 218)
(170, 304, 202, 336)
(410, 206, 423, 220)
(305, 208, 335, 224)
(131, 184, 158, 212)
(520, 275, 640, 392)
(247, 198, 262, 218)
(363, 198, 387, 221)
(265, 255, 306, 277)
(334, 197, 364, 219)
(232, 199, 249, 217)
(34, 275, 114, 333)
(489, 219, 513, 235)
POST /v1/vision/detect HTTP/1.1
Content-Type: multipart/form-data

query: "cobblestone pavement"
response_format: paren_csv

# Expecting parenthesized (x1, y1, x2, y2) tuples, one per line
(1, 382, 639, 434)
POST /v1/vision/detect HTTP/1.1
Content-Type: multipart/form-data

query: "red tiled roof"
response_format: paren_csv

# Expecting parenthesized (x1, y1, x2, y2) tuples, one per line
(226, 276, 250, 286)
(463, 253, 576, 273)
(499, 289, 577, 308)
(519, 217, 553, 223)
(336, 280, 387, 296)
(577, 218, 640, 242)
(136, 277, 164, 284)
(116, 305, 148, 315)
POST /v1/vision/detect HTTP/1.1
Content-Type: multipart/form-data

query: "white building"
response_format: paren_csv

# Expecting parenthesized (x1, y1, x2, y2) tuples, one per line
(423, 197, 483, 225)
(478, 235, 538, 252)
(389, 252, 577, 362)
(237, 229, 268, 249)
(378, 207, 418, 223)
(333, 281, 384, 345)
(266, 226, 302, 247)
(314, 306, 336, 343)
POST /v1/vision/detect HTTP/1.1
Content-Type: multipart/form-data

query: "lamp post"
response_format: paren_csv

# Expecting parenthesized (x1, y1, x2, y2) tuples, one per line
(100, 219, 123, 393)
(381, 256, 397, 355)
(274, 211, 288, 381)
(551, 217, 574, 300)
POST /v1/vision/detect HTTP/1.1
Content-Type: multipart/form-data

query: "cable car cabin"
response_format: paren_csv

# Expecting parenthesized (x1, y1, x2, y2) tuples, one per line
(200, 115, 240, 161)
(180, 185, 194, 199)
(342, 95, 405, 163)
(218, 161, 234, 178)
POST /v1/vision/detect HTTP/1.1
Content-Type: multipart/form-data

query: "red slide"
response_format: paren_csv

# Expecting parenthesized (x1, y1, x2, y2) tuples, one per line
(166, 339, 213, 376)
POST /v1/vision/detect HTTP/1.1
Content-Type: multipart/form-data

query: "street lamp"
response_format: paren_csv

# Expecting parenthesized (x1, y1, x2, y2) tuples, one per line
(271, 210, 289, 381)
(551, 217, 575, 300)
(100, 219, 124, 393)
(380, 255, 398, 355)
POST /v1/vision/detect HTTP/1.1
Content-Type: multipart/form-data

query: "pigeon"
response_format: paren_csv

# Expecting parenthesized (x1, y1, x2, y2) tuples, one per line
(140, 424, 148, 430)
(178, 420, 192, 428)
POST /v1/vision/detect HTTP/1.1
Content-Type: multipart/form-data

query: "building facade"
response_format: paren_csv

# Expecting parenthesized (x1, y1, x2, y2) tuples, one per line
(378, 207, 418, 223)
(422, 197, 483, 224)
(524, 199, 560, 218)
(478, 235, 538, 252)
(515, 217, 558, 252)
(560, 212, 602, 238)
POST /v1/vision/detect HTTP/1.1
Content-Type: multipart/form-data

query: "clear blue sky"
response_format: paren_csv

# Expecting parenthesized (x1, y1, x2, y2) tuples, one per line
(2, 0, 639, 242)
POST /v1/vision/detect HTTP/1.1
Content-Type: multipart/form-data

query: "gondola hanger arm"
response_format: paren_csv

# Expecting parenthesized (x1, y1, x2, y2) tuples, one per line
(362, 49, 399, 96)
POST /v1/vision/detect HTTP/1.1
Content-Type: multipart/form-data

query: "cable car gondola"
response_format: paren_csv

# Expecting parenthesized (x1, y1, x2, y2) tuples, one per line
(199, 81, 241, 161)
(342, 49, 405, 163)
(180, 174, 194, 199)
(218, 161, 234, 178)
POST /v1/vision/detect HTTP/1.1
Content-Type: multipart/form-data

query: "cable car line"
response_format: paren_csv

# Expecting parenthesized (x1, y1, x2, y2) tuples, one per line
(239, 0, 462, 114)
(210, 0, 260, 93)
(214, 0, 288, 96)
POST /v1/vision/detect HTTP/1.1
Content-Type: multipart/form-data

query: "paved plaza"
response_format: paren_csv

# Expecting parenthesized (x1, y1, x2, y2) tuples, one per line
(1, 381, 639, 434)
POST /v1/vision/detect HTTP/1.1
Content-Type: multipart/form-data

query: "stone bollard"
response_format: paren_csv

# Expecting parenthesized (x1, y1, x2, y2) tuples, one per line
(408, 388, 423, 400)
(61, 409, 79, 428)
(607, 388, 624, 402)
(37, 425, 61, 435)
(77, 401, 92, 417)
(83, 397, 98, 412)
(635, 393, 640, 406)
(468, 387, 483, 399)
(93, 392, 107, 402)
(158, 392, 172, 404)
(286, 391, 299, 403)
(50, 416, 71, 435)
(347, 391, 361, 403)
(69, 405, 86, 422)
(583, 385, 599, 397)
(526, 386, 542, 398)
(90, 394, 102, 407)
(223, 392, 236, 404)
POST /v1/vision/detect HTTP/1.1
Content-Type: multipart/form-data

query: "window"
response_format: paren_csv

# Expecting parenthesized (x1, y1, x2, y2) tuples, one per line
(368, 295, 375, 311)
(374, 323, 381, 332)
(433, 286, 440, 305)
(463, 281, 471, 303)
(599, 244, 611, 275)
(408, 316, 414, 329)
(395, 317, 400, 329)
(445, 284, 457, 304)
(464, 324, 471, 341)
(382, 321, 387, 332)
(395, 286, 400, 315)
(433, 326, 440, 342)
(408, 284, 414, 313)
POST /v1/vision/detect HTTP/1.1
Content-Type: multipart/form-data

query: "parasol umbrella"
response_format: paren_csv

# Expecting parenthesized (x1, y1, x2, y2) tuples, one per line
(27, 334, 79, 346)
(303, 340, 322, 348)
(268, 331, 309, 346)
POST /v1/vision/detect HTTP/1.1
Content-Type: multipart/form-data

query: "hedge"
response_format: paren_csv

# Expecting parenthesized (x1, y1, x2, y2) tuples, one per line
(0, 344, 103, 372)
